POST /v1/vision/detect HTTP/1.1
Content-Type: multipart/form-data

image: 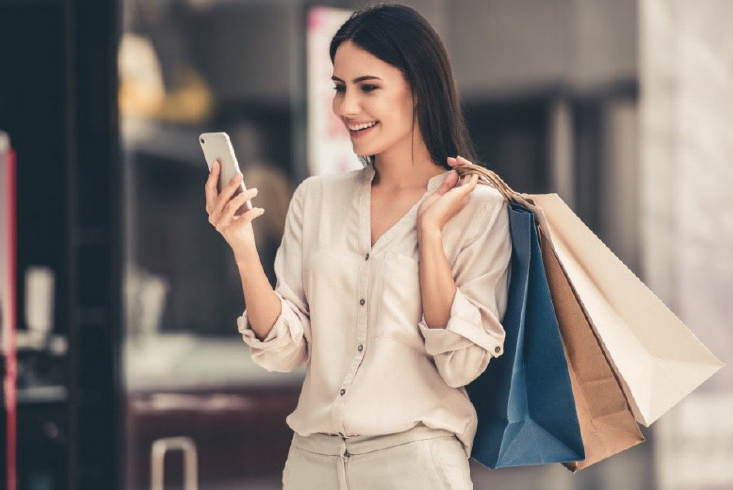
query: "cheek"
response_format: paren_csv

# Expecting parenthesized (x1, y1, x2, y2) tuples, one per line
(378, 92, 411, 126)
(389, 87, 414, 124)
(388, 96, 415, 134)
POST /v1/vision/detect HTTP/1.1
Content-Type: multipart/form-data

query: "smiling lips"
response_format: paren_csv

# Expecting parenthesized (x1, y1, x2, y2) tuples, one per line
(346, 120, 379, 138)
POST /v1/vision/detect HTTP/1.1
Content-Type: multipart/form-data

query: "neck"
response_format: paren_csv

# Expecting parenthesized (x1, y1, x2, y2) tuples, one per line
(372, 129, 445, 192)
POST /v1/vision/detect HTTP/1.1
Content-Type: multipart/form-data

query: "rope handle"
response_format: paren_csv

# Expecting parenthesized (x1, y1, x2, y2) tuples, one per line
(452, 162, 518, 203)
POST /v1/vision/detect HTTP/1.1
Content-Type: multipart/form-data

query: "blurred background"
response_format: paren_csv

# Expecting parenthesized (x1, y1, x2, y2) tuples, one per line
(1, 0, 731, 488)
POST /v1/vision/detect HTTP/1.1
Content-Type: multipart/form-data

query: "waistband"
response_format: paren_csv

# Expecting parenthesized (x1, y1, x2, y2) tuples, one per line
(291, 425, 456, 457)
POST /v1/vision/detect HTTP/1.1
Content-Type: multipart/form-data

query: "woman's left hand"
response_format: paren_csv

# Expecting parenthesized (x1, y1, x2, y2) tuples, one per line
(417, 155, 479, 235)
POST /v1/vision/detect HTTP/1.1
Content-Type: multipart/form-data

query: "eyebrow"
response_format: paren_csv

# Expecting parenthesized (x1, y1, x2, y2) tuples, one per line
(331, 75, 383, 83)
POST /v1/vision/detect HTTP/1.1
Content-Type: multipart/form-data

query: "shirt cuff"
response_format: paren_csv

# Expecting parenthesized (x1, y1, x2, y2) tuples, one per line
(237, 291, 295, 350)
(418, 287, 504, 357)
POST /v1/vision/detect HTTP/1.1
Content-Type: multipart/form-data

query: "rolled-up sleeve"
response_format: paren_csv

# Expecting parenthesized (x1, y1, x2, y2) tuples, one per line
(418, 197, 512, 388)
(237, 178, 312, 373)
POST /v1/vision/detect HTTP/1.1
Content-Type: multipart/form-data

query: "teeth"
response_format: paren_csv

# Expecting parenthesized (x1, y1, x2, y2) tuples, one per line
(348, 121, 377, 131)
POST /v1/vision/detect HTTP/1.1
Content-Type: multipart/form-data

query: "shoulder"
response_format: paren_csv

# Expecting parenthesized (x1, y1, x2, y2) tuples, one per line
(460, 182, 509, 241)
(442, 181, 508, 249)
(465, 182, 507, 217)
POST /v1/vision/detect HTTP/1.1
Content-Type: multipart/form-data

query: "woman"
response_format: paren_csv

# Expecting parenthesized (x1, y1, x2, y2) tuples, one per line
(205, 4, 511, 488)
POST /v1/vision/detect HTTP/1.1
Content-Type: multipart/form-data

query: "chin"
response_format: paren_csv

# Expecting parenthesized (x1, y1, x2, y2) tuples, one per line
(353, 137, 393, 156)
(352, 142, 380, 156)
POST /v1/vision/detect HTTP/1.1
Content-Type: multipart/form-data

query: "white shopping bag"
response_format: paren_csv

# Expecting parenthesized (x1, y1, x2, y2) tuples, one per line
(530, 193, 724, 426)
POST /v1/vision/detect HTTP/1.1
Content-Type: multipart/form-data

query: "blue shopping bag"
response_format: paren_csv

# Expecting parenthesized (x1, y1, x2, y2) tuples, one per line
(466, 203, 584, 469)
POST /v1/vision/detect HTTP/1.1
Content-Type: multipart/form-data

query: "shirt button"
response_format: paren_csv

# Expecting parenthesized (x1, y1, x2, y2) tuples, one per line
(340, 389, 346, 396)
(364, 253, 370, 261)
(357, 344, 363, 352)
(359, 298, 365, 306)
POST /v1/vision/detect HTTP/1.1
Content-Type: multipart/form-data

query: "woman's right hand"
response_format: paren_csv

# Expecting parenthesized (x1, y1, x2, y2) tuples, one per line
(205, 160, 265, 261)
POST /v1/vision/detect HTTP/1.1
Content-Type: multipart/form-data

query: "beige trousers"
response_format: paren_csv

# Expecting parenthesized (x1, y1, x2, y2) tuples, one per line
(282, 425, 473, 489)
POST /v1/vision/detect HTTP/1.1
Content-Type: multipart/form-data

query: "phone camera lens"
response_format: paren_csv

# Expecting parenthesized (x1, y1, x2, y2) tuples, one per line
(200, 138, 205, 144)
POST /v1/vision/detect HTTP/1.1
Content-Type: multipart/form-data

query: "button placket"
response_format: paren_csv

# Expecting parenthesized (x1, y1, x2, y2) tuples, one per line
(340, 437, 350, 461)
(334, 249, 372, 433)
(357, 249, 370, 356)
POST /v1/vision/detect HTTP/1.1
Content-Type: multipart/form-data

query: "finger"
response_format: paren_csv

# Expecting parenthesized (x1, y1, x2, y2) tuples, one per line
(468, 173, 479, 189)
(215, 194, 249, 233)
(221, 187, 258, 223)
(466, 175, 479, 195)
(460, 173, 478, 189)
(447, 156, 457, 167)
(437, 170, 459, 193)
(458, 170, 478, 183)
(214, 173, 244, 216)
(456, 155, 473, 166)
(222, 206, 265, 234)
(233, 207, 266, 228)
(454, 173, 478, 194)
(204, 160, 220, 212)
(208, 159, 221, 185)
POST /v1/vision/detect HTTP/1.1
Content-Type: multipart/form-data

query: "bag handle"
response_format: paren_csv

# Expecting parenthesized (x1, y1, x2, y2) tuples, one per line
(452, 162, 517, 202)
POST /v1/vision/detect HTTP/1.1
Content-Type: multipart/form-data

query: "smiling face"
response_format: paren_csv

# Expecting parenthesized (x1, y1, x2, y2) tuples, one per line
(331, 40, 418, 158)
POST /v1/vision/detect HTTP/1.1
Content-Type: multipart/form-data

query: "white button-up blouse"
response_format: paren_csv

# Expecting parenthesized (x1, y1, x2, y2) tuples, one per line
(237, 163, 512, 458)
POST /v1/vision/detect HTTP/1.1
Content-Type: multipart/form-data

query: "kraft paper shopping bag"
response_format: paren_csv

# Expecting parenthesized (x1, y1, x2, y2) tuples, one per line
(538, 225, 645, 472)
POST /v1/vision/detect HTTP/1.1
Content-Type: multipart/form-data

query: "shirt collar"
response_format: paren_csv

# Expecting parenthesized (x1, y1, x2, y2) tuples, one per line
(362, 164, 452, 192)
(427, 170, 452, 191)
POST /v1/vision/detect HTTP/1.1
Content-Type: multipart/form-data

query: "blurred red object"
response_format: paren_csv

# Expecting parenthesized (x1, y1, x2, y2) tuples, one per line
(1, 132, 17, 490)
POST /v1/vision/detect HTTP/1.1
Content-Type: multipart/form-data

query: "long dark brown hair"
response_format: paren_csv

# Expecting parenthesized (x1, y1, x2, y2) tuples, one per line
(329, 3, 476, 170)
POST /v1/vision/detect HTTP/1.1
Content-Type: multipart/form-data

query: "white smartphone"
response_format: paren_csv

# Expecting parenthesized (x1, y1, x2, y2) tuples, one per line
(199, 131, 253, 215)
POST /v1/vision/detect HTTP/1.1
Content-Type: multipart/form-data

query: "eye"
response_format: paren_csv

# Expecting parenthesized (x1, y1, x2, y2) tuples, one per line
(332, 85, 345, 94)
(361, 84, 378, 93)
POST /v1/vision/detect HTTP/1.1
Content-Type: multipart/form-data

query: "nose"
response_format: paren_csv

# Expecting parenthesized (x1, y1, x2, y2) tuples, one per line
(335, 86, 360, 117)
